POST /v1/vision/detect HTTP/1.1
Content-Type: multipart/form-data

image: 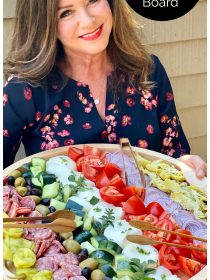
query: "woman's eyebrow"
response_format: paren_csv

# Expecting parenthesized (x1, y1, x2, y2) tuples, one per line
(57, 5, 73, 10)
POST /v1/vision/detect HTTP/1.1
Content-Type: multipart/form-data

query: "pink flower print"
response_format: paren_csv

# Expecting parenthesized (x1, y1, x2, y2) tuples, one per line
(165, 127, 172, 136)
(83, 123, 92, 129)
(126, 86, 135, 94)
(160, 115, 169, 123)
(119, 74, 126, 83)
(57, 130, 70, 137)
(36, 112, 42, 121)
(3, 129, 9, 137)
(126, 98, 136, 107)
(167, 149, 175, 157)
(108, 132, 117, 143)
(54, 105, 59, 111)
(77, 82, 86, 87)
(140, 98, 152, 110)
(166, 92, 174, 101)
(152, 99, 158, 107)
(85, 107, 92, 113)
(24, 87, 32, 100)
(82, 98, 88, 105)
(41, 126, 51, 133)
(44, 114, 51, 122)
(162, 137, 172, 147)
(146, 124, 154, 134)
(77, 92, 83, 101)
(64, 139, 75, 146)
(101, 130, 108, 139)
(41, 140, 59, 150)
(142, 90, 152, 99)
(105, 115, 116, 122)
(28, 123, 34, 127)
(3, 94, 8, 106)
(89, 102, 93, 108)
(52, 84, 58, 90)
(171, 116, 177, 127)
(122, 115, 132, 127)
(107, 104, 115, 111)
(64, 114, 74, 125)
(138, 139, 148, 149)
(63, 100, 71, 107)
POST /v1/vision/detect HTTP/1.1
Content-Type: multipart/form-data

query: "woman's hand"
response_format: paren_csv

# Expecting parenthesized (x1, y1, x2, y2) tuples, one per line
(179, 155, 207, 179)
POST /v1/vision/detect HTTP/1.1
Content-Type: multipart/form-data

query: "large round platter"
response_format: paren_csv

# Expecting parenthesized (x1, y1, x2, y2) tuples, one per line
(3, 144, 207, 280)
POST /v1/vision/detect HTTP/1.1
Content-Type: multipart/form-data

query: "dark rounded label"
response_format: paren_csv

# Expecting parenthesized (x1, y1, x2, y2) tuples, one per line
(126, 0, 199, 21)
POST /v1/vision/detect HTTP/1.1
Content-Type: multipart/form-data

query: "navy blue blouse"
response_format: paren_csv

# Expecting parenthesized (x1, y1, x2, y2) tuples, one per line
(3, 55, 190, 168)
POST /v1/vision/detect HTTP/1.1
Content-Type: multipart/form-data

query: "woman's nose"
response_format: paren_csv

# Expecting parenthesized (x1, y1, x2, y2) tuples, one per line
(78, 8, 95, 28)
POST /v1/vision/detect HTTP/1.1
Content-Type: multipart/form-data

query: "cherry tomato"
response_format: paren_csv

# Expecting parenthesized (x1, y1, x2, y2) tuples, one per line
(155, 218, 173, 242)
(191, 244, 207, 264)
(168, 240, 191, 259)
(95, 171, 111, 189)
(99, 186, 126, 206)
(81, 163, 98, 182)
(122, 195, 146, 215)
(109, 174, 126, 189)
(143, 214, 158, 225)
(146, 202, 164, 217)
(103, 163, 122, 178)
(178, 256, 202, 277)
(172, 229, 193, 244)
(68, 147, 84, 161)
(159, 245, 180, 271)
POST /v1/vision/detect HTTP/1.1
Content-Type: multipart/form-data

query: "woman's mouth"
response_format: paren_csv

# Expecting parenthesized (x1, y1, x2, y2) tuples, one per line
(79, 24, 103, 41)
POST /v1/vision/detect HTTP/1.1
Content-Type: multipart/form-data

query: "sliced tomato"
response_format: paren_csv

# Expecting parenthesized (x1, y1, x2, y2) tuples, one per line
(109, 174, 126, 189)
(122, 195, 146, 215)
(146, 202, 164, 217)
(124, 214, 147, 222)
(172, 229, 193, 244)
(83, 145, 102, 157)
(95, 171, 111, 189)
(68, 147, 84, 161)
(100, 186, 126, 206)
(76, 155, 99, 171)
(168, 240, 191, 259)
(178, 256, 202, 277)
(143, 214, 158, 225)
(103, 163, 122, 178)
(191, 244, 207, 264)
(122, 186, 139, 198)
(154, 218, 173, 242)
(159, 245, 180, 271)
(158, 211, 178, 230)
(81, 163, 98, 182)
(89, 157, 108, 171)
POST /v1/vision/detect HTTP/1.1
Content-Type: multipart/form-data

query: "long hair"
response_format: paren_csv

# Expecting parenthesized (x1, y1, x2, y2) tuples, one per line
(5, 0, 154, 90)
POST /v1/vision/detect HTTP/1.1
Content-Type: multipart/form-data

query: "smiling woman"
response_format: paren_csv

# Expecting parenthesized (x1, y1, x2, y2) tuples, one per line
(3, 0, 206, 179)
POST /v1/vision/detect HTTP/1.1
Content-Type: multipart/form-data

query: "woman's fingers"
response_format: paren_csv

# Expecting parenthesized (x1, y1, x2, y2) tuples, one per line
(179, 155, 207, 179)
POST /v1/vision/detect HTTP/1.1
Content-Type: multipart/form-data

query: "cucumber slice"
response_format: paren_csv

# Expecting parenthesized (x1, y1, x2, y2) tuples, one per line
(90, 227, 97, 237)
(91, 236, 108, 249)
(42, 182, 60, 199)
(30, 166, 43, 177)
(80, 241, 96, 254)
(42, 173, 56, 185)
(90, 250, 114, 264)
(32, 157, 46, 172)
(63, 185, 72, 203)
(65, 199, 83, 210)
(98, 240, 122, 256)
(100, 264, 117, 278)
(54, 192, 63, 201)
(74, 231, 92, 244)
(50, 198, 66, 211)
(32, 175, 44, 188)
(83, 216, 94, 231)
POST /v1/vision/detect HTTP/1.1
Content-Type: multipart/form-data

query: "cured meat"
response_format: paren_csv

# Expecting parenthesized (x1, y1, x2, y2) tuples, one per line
(69, 277, 87, 280)
(57, 252, 79, 266)
(44, 240, 67, 256)
(20, 196, 36, 210)
(53, 268, 69, 280)
(36, 256, 58, 272)
(34, 228, 53, 240)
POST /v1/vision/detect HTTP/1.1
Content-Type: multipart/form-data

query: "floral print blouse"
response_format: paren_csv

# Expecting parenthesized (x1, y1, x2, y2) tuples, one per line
(3, 55, 190, 168)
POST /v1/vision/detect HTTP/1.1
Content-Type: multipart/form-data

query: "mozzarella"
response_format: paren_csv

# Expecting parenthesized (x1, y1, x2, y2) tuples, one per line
(148, 265, 181, 280)
(69, 196, 93, 211)
(122, 244, 159, 268)
(46, 156, 76, 177)
(104, 220, 142, 249)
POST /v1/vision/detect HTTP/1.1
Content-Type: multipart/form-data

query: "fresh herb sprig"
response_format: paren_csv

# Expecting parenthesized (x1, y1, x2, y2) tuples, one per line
(130, 258, 156, 280)
(93, 208, 115, 235)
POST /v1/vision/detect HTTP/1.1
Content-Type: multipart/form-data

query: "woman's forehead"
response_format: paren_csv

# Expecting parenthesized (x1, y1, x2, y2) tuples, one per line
(57, 0, 86, 8)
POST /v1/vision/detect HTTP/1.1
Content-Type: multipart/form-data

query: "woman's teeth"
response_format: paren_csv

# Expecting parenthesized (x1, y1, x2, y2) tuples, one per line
(81, 27, 101, 38)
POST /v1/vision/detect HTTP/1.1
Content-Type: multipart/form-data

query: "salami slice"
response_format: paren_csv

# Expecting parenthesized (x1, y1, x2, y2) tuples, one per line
(21, 196, 36, 210)
(69, 277, 87, 280)
(53, 268, 69, 280)
(34, 228, 53, 241)
(36, 256, 58, 272)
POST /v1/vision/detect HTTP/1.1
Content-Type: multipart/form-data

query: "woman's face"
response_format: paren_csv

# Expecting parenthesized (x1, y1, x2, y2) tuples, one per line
(57, 0, 113, 57)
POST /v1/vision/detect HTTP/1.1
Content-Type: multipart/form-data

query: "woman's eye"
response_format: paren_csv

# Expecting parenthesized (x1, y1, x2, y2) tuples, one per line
(59, 10, 73, 19)
(88, 0, 99, 4)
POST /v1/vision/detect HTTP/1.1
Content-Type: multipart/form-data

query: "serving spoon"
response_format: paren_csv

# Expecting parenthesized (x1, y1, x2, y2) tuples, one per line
(3, 210, 75, 223)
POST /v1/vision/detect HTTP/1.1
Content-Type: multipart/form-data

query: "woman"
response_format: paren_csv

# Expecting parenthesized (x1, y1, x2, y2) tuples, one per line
(3, 0, 206, 178)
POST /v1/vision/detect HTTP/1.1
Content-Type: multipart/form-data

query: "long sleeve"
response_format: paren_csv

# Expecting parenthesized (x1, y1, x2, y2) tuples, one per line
(3, 80, 36, 168)
(151, 56, 190, 158)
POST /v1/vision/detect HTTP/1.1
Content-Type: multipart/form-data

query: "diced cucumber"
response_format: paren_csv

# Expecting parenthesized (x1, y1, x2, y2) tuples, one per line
(75, 215, 83, 227)
(50, 198, 66, 211)
(30, 166, 43, 177)
(54, 192, 63, 201)
(42, 173, 56, 185)
(22, 171, 32, 179)
(42, 182, 60, 199)
(98, 240, 122, 256)
(83, 216, 93, 231)
(32, 157, 46, 172)
(80, 241, 96, 254)
(70, 209, 85, 217)
(21, 163, 31, 171)
(32, 176, 44, 188)
(115, 255, 132, 277)
(63, 185, 72, 203)
(90, 250, 114, 264)
(90, 227, 97, 237)
(100, 264, 117, 278)
(116, 270, 134, 278)
(91, 236, 108, 249)
(74, 231, 92, 244)
(65, 199, 83, 210)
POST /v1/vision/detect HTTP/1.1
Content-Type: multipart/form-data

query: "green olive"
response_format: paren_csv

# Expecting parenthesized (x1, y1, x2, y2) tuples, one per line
(35, 205, 50, 216)
(79, 258, 98, 271)
(63, 239, 81, 254)
(28, 195, 41, 205)
(59, 232, 73, 240)
(16, 186, 28, 196)
(90, 269, 105, 280)
(14, 177, 26, 188)
(8, 170, 22, 179)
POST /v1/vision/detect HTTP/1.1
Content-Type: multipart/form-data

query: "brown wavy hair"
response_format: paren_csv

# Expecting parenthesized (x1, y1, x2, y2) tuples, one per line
(5, 0, 154, 90)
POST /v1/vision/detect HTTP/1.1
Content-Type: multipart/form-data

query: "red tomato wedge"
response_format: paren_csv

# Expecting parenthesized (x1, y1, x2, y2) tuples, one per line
(122, 195, 146, 215)
(146, 202, 164, 217)
(103, 163, 122, 178)
(167, 240, 191, 259)
(159, 245, 180, 271)
(68, 147, 84, 161)
(172, 229, 193, 244)
(191, 244, 207, 264)
(109, 174, 126, 189)
(124, 214, 147, 221)
(76, 155, 99, 172)
(83, 145, 102, 157)
(81, 163, 98, 182)
(122, 186, 146, 200)
(143, 214, 159, 225)
(155, 218, 173, 242)
(99, 186, 126, 206)
(95, 171, 111, 189)
(178, 256, 202, 277)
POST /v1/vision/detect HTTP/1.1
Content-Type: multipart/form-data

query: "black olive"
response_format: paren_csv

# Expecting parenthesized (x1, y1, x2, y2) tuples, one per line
(8, 176, 15, 186)
(56, 235, 64, 243)
(31, 188, 42, 196)
(25, 178, 32, 186)
(25, 185, 32, 192)
(49, 206, 56, 213)
(40, 198, 51, 206)
(81, 267, 91, 278)
(79, 248, 89, 257)
(77, 253, 88, 263)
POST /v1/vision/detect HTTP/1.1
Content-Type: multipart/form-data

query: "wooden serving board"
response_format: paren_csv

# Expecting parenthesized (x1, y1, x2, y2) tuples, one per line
(3, 144, 207, 280)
